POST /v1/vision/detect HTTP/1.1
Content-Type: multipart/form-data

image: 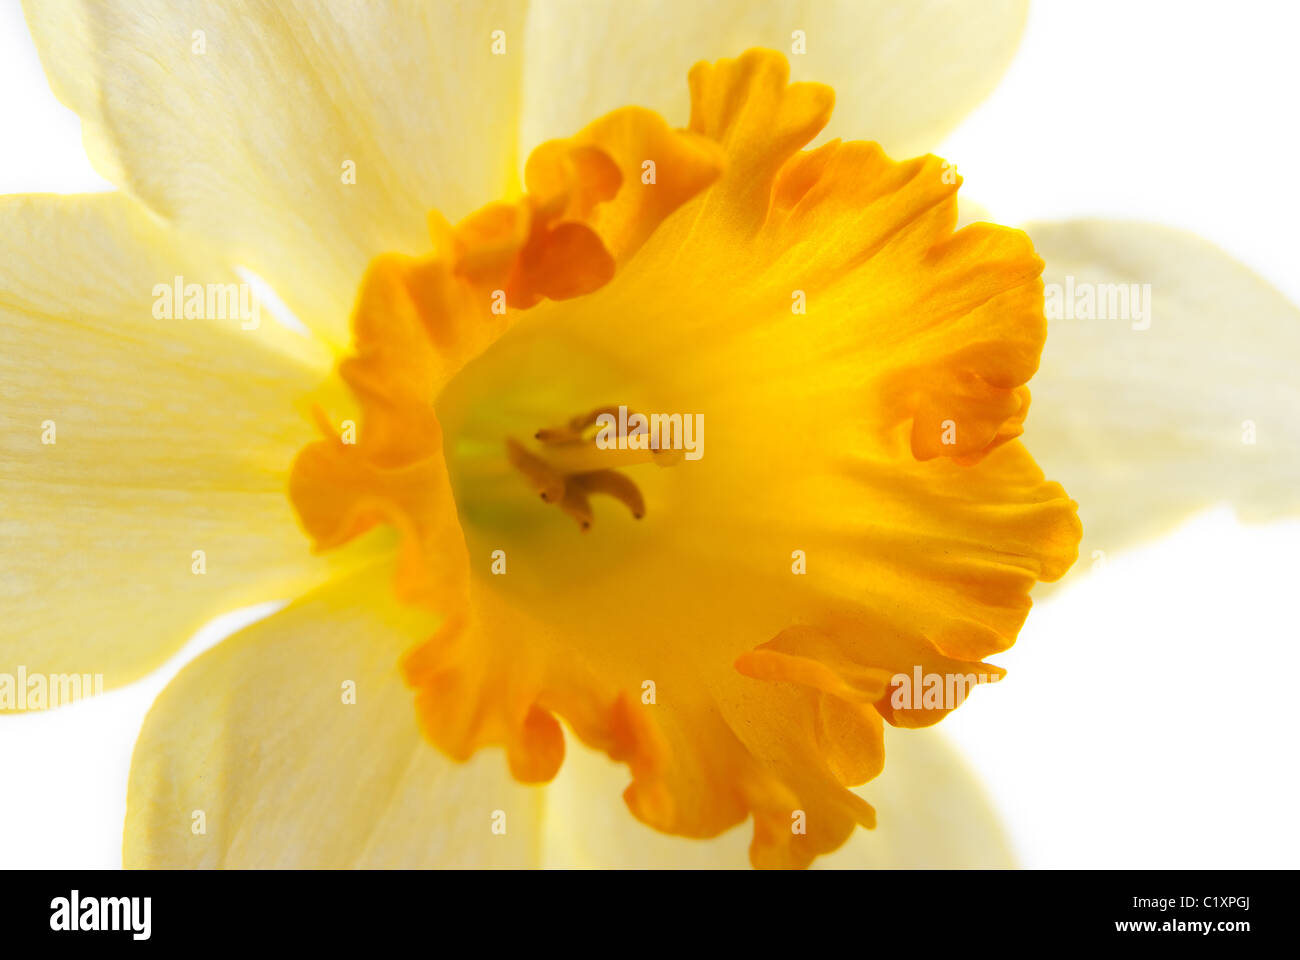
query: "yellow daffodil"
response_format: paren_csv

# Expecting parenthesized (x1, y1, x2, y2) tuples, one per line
(273, 44, 1084, 870)
(5, 1, 1294, 870)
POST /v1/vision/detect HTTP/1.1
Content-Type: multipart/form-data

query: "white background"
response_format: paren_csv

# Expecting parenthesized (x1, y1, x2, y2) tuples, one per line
(1, 0, 1297, 868)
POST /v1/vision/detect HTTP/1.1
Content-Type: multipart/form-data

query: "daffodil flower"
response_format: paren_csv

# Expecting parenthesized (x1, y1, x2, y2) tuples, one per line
(4, 1, 1295, 869)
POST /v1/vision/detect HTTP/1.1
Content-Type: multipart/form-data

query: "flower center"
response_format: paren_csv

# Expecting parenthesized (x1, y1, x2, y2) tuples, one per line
(510, 404, 664, 529)
(281, 48, 1084, 870)
(432, 316, 688, 543)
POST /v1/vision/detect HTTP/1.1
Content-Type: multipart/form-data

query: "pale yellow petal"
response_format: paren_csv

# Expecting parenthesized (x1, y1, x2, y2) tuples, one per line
(541, 726, 1013, 868)
(124, 562, 545, 868)
(521, 0, 1028, 159)
(21, 0, 529, 348)
(1025, 219, 1300, 571)
(0, 192, 354, 695)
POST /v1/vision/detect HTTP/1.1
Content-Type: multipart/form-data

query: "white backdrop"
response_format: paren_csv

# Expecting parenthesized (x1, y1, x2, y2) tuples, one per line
(1, 0, 1296, 868)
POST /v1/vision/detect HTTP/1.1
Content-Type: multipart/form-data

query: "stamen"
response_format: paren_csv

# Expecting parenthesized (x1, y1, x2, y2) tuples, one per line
(534, 405, 621, 446)
(572, 469, 645, 519)
(557, 484, 593, 531)
(540, 442, 667, 474)
(509, 404, 678, 529)
(533, 425, 584, 445)
(506, 436, 566, 503)
(567, 405, 622, 434)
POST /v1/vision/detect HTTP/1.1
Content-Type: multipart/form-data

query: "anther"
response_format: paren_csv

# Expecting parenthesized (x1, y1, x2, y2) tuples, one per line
(509, 403, 683, 530)
(535, 405, 622, 446)
(558, 484, 593, 530)
(571, 469, 645, 519)
(506, 436, 565, 502)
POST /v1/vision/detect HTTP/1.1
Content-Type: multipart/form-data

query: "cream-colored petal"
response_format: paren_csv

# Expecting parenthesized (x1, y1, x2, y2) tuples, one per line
(521, 0, 1027, 160)
(22, 0, 528, 349)
(0, 192, 355, 695)
(541, 727, 1013, 868)
(125, 563, 544, 868)
(1025, 219, 1300, 571)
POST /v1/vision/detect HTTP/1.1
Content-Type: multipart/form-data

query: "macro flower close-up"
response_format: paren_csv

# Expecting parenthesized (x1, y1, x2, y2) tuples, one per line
(2, 0, 1297, 891)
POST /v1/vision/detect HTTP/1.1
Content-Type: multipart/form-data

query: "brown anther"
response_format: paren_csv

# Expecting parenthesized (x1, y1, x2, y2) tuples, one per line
(508, 403, 685, 530)
(557, 484, 593, 531)
(571, 469, 646, 520)
(535, 405, 622, 447)
(568, 405, 621, 433)
(506, 436, 565, 502)
(534, 425, 583, 445)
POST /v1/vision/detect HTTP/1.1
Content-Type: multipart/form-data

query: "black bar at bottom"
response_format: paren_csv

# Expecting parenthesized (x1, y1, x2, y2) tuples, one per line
(0, 868, 1275, 947)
